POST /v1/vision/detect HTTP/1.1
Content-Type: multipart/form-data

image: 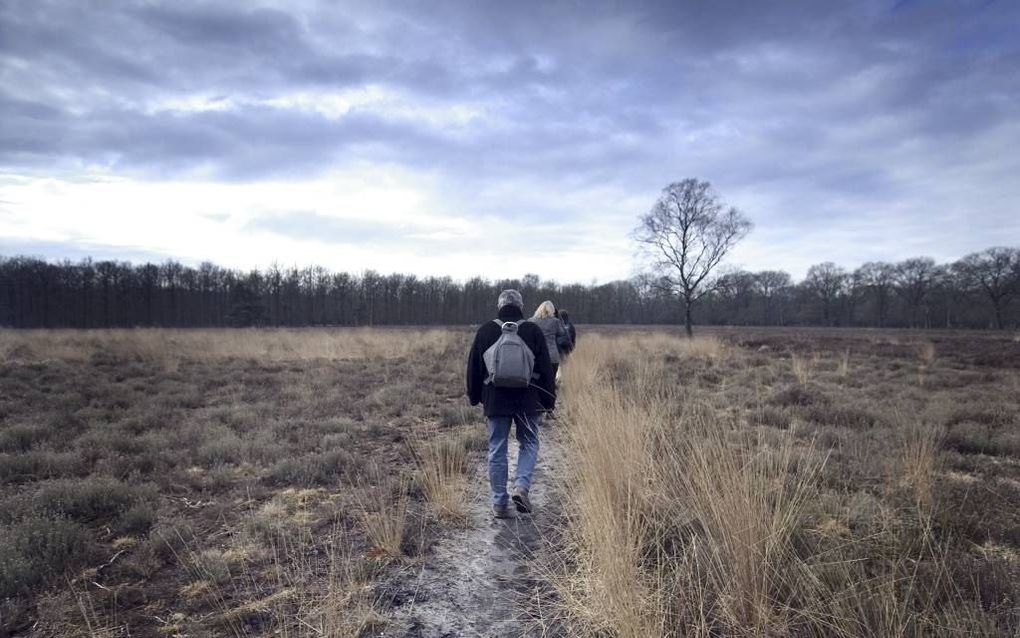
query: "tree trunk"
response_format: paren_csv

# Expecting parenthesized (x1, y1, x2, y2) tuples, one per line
(684, 299, 694, 338)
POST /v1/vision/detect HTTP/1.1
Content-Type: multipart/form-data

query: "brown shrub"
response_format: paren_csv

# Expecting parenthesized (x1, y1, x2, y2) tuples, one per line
(802, 402, 881, 429)
(768, 383, 831, 407)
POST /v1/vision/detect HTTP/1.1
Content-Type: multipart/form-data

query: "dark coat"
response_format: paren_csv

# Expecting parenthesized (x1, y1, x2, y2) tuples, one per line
(466, 305, 556, 416)
(564, 321, 577, 351)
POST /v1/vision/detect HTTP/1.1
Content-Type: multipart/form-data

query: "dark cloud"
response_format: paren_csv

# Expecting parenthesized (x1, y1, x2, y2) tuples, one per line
(4, 0, 1016, 183)
(130, 4, 303, 49)
(1, 0, 1018, 275)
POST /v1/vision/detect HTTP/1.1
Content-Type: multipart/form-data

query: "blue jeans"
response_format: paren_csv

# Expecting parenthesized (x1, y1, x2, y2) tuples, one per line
(486, 413, 541, 506)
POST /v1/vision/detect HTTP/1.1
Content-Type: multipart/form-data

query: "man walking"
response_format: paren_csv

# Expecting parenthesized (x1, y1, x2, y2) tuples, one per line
(466, 289, 556, 518)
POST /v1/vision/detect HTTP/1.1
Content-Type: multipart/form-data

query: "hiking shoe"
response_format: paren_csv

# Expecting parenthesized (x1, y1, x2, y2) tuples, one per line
(511, 486, 533, 514)
(492, 503, 515, 519)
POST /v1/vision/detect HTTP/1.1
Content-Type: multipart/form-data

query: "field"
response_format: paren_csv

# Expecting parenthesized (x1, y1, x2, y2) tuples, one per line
(1, 327, 1019, 637)
(556, 327, 1020, 636)
(0, 329, 480, 637)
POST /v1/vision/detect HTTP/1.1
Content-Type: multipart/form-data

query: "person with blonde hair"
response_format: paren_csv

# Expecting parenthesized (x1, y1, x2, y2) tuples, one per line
(529, 300, 568, 383)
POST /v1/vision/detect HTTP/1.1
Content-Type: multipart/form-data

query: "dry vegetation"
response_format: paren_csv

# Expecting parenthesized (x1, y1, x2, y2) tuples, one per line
(553, 328, 1020, 636)
(0, 328, 457, 365)
(2, 326, 1019, 637)
(0, 328, 480, 637)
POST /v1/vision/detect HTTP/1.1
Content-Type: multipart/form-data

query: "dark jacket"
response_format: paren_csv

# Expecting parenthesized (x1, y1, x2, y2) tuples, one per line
(466, 305, 556, 416)
(564, 321, 577, 351)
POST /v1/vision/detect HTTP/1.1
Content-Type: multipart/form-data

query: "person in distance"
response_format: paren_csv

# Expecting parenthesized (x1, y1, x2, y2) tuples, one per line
(530, 300, 568, 384)
(556, 308, 576, 360)
(466, 289, 556, 519)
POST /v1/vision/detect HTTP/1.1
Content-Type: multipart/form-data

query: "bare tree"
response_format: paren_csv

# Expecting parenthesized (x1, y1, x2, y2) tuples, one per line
(804, 262, 847, 326)
(753, 270, 792, 325)
(858, 261, 897, 327)
(634, 178, 753, 337)
(716, 269, 757, 323)
(845, 267, 868, 326)
(955, 247, 1020, 329)
(893, 257, 937, 328)
(935, 264, 966, 328)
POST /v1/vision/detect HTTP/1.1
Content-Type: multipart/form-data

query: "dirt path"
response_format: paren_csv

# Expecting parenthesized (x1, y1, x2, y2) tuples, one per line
(380, 423, 567, 637)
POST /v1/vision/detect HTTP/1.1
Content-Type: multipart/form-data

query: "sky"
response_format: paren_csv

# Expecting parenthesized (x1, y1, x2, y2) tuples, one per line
(1, 0, 1018, 283)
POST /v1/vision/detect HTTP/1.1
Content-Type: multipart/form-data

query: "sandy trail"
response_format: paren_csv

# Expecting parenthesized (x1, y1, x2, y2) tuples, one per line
(381, 422, 566, 638)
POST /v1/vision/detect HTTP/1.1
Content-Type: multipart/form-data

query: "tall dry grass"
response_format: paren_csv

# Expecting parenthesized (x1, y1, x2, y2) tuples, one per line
(838, 348, 851, 379)
(556, 341, 657, 637)
(916, 341, 937, 366)
(284, 523, 385, 637)
(557, 333, 822, 635)
(554, 332, 960, 637)
(916, 341, 937, 387)
(0, 327, 460, 364)
(412, 432, 471, 523)
(655, 417, 823, 633)
(892, 416, 944, 513)
(166, 516, 384, 637)
(356, 473, 411, 558)
(791, 352, 813, 384)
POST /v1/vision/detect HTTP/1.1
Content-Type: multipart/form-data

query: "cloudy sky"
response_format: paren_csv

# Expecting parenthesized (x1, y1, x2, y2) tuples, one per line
(1, 0, 1018, 283)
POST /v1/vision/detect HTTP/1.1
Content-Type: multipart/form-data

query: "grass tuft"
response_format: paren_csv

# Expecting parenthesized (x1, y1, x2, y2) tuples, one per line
(356, 475, 411, 558)
(791, 352, 812, 384)
(412, 432, 471, 523)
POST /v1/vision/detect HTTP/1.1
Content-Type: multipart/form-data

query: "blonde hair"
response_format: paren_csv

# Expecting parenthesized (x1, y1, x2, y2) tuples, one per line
(533, 300, 556, 319)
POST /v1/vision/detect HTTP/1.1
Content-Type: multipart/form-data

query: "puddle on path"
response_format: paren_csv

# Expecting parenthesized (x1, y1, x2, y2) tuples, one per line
(379, 424, 566, 637)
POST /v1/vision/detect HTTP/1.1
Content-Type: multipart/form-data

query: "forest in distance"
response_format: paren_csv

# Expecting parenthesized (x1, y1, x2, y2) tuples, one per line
(1, 246, 1019, 330)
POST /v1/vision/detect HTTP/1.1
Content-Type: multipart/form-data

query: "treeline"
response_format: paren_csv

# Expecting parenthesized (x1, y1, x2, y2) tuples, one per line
(1, 247, 1018, 329)
(0, 258, 658, 328)
(699, 249, 1020, 330)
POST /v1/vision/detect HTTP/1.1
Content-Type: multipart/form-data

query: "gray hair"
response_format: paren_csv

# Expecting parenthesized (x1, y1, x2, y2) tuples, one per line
(497, 289, 524, 310)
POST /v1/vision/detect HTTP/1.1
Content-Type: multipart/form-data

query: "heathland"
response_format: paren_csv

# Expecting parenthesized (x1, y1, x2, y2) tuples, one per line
(1, 327, 1018, 636)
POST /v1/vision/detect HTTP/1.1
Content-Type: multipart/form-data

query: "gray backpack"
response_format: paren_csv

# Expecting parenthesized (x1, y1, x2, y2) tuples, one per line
(482, 320, 536, 388)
